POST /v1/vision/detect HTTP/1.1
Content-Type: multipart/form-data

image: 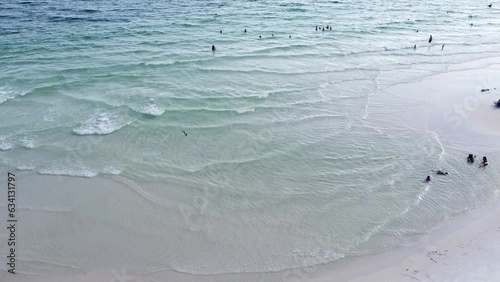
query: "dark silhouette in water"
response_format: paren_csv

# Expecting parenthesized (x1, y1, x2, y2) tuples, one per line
(414, 44, 416, 50)
(442, 44, 445, 50)
(428, 35, 433, 43)
(220, 30, 222, 33)
(289, 35, 291, 38)
(259, 35, 261, 39)
(467, 154, 476, 163)
(437, 170, 448, 175)
(416, 30, 419, 33)
(316, 26, 318, 31)
(322, 27, 325, 32)
(470, 23, 474, 26)
(244, 29, 247, 33)
(488, 4, 492, 8)
(272, 34, 274, 37)
(425, 176, 432, 182)
(480, 156, 489, 167)
(212, 45, 216, 51)
(182, 130, 187, 136)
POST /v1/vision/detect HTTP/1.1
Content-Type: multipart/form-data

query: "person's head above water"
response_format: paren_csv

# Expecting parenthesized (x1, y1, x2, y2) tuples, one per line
(212, 45, 216, 51)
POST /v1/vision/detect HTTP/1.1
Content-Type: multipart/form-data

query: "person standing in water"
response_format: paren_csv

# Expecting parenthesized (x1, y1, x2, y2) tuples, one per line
(442, 44, 445, 50)
(212, 45, 216, 51)
(428, 35, 433, 43)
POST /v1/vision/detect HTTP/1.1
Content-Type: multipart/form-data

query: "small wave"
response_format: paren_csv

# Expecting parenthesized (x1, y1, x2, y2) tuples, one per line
(73, 112, 133, 135)
(17, 165, 35, 171)
(47, 16, 114, 23)
(39, 166, 97, 178)
(19, 1, 39, 5)
(236, 108, 255, 114)
(132, 99, 165, 116)
(80, 9, 100, 13)
(0, 86, 20, 104)
(103, 166, 121, 175)
(20, 135, 36, 149)
(0, 136, 13, 151)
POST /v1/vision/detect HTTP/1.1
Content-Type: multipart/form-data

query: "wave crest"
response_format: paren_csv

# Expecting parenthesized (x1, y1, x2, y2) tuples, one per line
(73, 112, 133, 135)
(39, 166, 97, 178)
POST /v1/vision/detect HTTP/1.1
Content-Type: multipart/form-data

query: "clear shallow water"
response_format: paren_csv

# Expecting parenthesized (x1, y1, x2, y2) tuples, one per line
(2, 0, 500, 275)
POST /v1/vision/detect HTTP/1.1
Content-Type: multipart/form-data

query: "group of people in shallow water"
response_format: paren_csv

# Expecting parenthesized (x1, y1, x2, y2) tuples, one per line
(425, 154, 489, 182)
(467, 154, 488, 167)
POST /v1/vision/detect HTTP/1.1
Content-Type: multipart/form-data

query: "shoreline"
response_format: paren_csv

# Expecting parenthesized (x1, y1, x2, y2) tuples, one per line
(2, 56, 500, 282)
(307, 193, 500, 282)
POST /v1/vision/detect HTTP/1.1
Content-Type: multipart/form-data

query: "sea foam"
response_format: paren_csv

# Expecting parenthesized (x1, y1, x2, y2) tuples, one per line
(73, 112, 132, 135)
(39, 166, 98, 178)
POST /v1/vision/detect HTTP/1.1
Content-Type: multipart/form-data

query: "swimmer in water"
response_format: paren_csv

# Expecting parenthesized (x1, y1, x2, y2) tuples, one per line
(212, 45, 216, 51)
(425, 176, 432, 182)
(428, 35, 433, 43)
(182, 130, 187, 136)
(480, 156, 488, 167)
(467, 154, 475, 163)
(437, 170, 448, 175)
(442, 44, 445, 50)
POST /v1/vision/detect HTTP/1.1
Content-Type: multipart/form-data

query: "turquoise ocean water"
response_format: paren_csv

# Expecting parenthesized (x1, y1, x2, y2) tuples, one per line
(2, 0, 500, 275)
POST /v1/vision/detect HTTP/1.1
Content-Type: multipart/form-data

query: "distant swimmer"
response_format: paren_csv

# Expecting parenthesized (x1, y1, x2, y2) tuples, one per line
(414, 44, 416, 50)
(425, 175, 432, 182)
(416, 30, 419, 33)
(220, 30, 222, 33)
(212, 45, 216, 51)
(488, 4, 492, 8)
(470, 23, 474, 26)
(289, 35, 291, 38)
(272, 33, 274, 37)
(244, 29, 247, 33)
(322, 27, 325, 32)
(437, 170, 449, 175)
(428, 35, 433, 43)
(442, 44, 445, 50)
(182, 130, 188, 136)
(316, 26, 318, 31)
(259, 35, 261, 39)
